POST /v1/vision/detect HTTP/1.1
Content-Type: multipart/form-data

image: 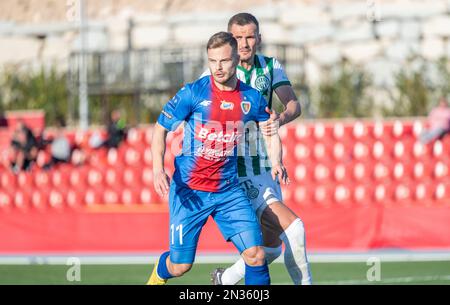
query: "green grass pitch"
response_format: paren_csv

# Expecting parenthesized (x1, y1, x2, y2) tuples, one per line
(0, 261, 449, 285)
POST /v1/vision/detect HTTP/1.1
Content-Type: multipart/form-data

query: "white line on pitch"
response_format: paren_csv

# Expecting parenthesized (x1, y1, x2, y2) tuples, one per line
(275, 275, 450, 285)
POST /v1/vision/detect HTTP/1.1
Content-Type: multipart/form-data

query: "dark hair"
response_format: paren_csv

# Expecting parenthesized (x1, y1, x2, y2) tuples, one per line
(55, 114, 66, 128)
(206, 31, 238, 53)
(227, 13, 259, 33)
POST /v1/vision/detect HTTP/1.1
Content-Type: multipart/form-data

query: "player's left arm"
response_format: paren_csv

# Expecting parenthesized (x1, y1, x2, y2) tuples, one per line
(261, 130, 289, 185)
(260, 57, 302, 136)
(256, 95, 289, 185)
(275, 84, 302, 127)
(152, 123, 170, 197)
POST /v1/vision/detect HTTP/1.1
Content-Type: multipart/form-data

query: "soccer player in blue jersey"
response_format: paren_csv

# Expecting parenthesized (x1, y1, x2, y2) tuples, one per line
(209, 13, 312, 285)
(147, 32, 288, 285)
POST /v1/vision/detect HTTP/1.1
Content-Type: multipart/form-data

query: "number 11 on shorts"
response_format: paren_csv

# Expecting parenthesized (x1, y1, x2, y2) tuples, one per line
(171, 224, 183, 245)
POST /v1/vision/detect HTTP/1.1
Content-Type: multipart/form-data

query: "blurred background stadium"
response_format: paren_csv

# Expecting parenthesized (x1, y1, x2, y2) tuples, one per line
(0, 0, 450, 284)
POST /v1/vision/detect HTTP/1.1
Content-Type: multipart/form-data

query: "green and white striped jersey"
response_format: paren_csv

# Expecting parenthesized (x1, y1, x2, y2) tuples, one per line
(236, 54, 291, 109)
(236, 55, 290, 178)
(202, 54, 291, 177)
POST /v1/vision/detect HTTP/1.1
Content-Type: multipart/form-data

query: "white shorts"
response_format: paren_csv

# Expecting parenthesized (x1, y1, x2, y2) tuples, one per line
(238, 171, 283, 220)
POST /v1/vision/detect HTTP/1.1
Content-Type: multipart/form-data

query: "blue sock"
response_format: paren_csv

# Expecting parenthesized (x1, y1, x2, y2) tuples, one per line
(156, 251, 174, 280)
(245, 262, 270, 285)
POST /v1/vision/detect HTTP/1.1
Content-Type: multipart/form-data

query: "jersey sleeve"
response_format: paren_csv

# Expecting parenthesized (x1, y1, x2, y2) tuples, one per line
(256, 94, 270, 122)
(157, 85, 193, 131)
(272, 58, 291, 90)
(199, 69, 211, 78)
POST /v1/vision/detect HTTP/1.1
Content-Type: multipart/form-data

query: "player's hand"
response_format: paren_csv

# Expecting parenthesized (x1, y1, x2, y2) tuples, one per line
(271, 163, 290, 185)
(154, 170, 170, 197)
(260, 107, 280, 136)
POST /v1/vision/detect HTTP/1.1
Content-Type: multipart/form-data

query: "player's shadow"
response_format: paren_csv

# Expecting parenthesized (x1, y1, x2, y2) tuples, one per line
(260, 207, 284, 246)
(174, 184, 204, 212)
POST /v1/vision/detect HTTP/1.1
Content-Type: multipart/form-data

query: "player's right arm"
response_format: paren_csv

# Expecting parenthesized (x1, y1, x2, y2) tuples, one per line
(152, 123, 170, 197)
(152, 85, 193, 196)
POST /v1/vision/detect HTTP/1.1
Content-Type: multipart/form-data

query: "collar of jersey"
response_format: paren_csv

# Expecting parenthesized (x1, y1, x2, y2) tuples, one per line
(210, 75, 240, 93)
(237, 54, 261, 74)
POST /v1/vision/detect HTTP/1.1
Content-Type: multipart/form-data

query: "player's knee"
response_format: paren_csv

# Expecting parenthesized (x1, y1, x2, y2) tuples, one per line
(169, 263, 192, 277)
(242, 246, 266, 266)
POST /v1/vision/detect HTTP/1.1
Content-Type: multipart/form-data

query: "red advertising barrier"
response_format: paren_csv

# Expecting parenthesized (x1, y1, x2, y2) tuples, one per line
(1, 205, 450, 254)
(0, 119, 450, 254)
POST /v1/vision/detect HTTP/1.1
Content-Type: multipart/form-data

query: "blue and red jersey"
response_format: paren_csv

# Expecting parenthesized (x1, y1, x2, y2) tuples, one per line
(157, 75, 269, 192)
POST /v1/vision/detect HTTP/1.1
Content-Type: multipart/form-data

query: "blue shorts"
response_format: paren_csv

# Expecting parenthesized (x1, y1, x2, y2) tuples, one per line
(168, 182, 263, 264)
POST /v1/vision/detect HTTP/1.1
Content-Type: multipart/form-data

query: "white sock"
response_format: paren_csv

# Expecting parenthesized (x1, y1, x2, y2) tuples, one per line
(221, 246, 282, 285)
(221, 258, 245, 285)
(280, 218, 312, 285)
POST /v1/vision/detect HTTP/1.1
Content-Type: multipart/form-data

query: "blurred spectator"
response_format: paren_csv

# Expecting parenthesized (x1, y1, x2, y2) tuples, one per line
(0, 113, 7, 127)
(419, 97, 450, 144)
(93, 109, 127, 149)
(42, 116, 72, 170)
(10, 120, 39, 173)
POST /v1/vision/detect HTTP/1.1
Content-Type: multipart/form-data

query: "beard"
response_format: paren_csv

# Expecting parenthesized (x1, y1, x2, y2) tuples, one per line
(238, 48, 253, 61)
(213, 69, 236, 86)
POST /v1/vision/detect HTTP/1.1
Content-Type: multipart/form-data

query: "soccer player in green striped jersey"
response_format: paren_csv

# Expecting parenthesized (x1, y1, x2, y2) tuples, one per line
(210, 13, 312, 285)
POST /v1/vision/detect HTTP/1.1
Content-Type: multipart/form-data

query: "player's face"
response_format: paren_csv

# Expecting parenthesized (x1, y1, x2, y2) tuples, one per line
(229, 23, 261, 63)
(207, 44, 239, 85)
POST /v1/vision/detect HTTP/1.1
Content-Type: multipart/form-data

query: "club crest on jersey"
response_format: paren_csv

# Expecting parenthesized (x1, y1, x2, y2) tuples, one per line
(241, 101, 251, 114)
(220, 100, 234, 110)
(255, 75, 270, 92)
